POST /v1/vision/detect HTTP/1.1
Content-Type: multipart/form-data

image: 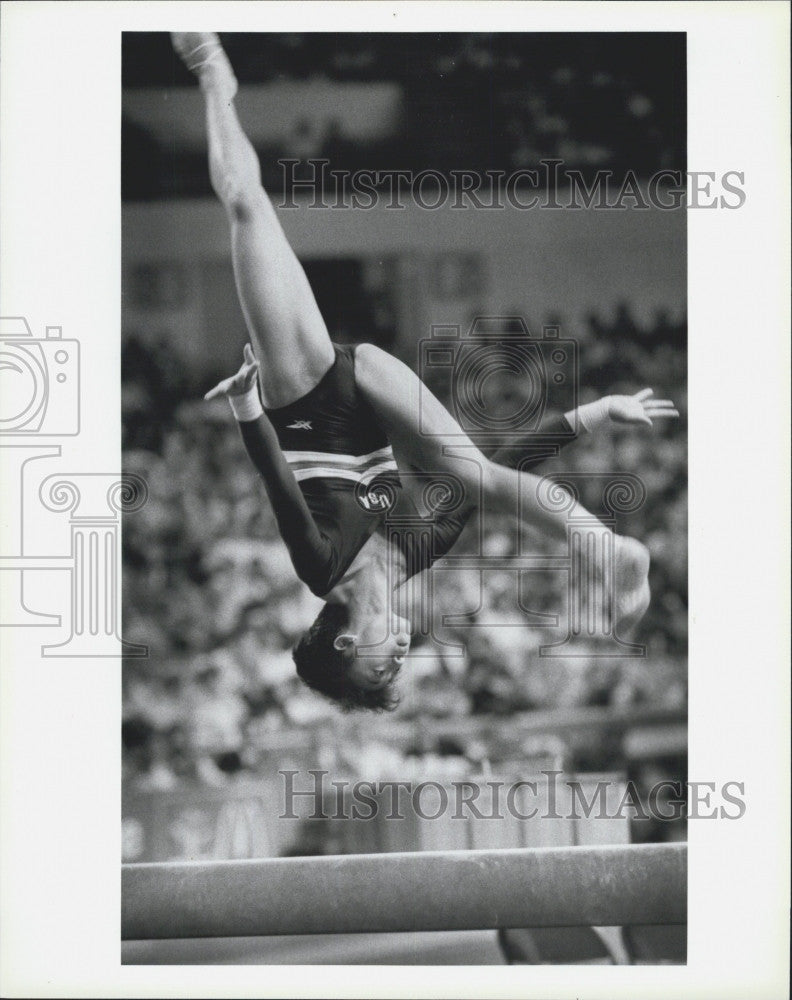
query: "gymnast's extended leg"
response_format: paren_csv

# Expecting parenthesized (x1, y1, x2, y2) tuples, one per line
(354, 343, 650, 627)
(172, 33, 334, 408)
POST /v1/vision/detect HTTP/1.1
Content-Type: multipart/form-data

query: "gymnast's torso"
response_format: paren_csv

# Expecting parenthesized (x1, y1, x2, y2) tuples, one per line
(262, 342, 472, 596)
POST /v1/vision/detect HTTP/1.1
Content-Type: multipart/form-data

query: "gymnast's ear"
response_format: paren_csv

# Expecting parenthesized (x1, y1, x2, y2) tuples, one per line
(333, 633, 357, 652)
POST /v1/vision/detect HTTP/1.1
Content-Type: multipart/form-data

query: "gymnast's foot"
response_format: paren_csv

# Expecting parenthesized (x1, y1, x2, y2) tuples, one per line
(171, 32, 238, 99)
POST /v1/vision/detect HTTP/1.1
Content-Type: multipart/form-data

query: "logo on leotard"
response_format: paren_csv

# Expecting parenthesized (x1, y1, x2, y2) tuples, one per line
(355, 478, 397, 512)
(287, 419, 313, 430)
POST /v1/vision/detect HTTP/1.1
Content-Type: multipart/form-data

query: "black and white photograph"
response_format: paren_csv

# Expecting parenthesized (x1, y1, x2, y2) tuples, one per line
(0, 3, 789, 998)
(120, 27, 691, 965)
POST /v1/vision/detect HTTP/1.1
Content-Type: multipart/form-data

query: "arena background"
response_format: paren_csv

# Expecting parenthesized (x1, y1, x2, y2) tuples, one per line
(121, 31, 687, 964)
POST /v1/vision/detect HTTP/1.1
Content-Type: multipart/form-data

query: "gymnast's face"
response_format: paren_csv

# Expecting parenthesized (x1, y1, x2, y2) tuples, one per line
(334, 624, 411, 691)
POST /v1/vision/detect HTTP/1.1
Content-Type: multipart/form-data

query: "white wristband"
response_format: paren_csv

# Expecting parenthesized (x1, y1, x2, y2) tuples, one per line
(228, 384, 263, 422)
(566, 397, 610, 434)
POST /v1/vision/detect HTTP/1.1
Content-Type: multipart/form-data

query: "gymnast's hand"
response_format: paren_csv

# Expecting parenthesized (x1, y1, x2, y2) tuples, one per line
(204, 344, 260, 400)
(606, 388, 680, 426)
(573, 388, 680, 432)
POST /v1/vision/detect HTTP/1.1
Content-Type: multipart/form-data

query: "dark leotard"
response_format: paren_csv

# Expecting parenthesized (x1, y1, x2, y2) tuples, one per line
(237, 343, 576, 596)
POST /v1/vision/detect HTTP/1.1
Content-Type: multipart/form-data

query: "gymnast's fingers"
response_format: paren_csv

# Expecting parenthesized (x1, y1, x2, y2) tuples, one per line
(204, 382, 226, 401)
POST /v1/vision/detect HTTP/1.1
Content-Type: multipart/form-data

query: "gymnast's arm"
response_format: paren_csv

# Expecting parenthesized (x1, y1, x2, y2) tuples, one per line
(484, 412, 576, 471)
(486, 390, 680, 471)
(205, 347, 339, 597)
(236, 417, 340, 595)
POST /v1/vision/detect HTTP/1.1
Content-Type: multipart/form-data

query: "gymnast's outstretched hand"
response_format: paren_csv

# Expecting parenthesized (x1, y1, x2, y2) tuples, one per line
(204, 344, 260, 400)
(573, 387, 679, 432)
(606, 388, 680, 426)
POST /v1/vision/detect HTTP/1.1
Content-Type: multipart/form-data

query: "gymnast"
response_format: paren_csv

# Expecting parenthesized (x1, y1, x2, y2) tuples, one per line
(174, 33, 679, 711)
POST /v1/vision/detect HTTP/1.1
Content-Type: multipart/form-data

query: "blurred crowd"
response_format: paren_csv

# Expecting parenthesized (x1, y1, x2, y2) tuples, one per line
(123, 32, 684, 200)
(270, 33, 682, 185)
(122, 302, 687, 790)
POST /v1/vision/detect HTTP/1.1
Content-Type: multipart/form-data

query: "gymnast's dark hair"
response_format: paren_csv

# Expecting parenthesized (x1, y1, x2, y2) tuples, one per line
(292, 602, 401, 713)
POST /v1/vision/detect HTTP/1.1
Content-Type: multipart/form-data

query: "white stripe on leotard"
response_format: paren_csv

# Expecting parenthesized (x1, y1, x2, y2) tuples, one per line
(281, 445, 395, 467)
(290, 460, 399, 484)
(283, 445, 398, 483)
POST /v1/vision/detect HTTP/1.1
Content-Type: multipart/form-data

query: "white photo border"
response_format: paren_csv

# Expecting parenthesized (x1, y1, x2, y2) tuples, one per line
(0, 2, 789, 998)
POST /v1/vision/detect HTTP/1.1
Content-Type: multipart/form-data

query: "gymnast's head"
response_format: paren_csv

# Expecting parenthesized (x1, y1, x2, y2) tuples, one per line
(292, 602, 410, 712)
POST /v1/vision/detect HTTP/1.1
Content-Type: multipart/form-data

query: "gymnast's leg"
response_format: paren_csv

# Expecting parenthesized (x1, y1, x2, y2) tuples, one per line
(172, 33, 334, 408)
(354, 342, 592, 533)
(354, 343, 650, 626)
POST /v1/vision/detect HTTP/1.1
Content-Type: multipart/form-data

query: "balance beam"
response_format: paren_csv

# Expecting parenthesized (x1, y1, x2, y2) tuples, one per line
(122, 843, 686, 940)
